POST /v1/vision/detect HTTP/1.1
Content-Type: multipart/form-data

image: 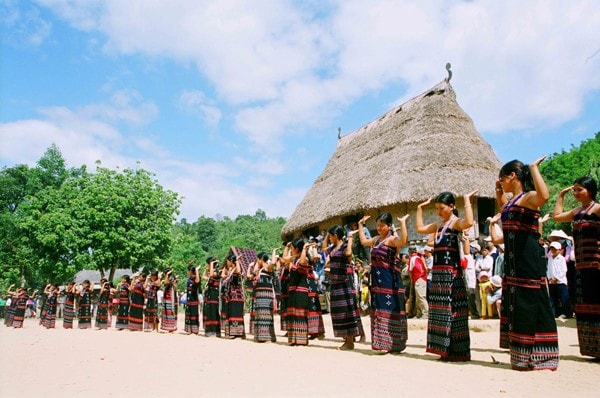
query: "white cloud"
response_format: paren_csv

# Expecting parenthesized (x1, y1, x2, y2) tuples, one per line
(32, 0, 600, 144)
(178, 90, 222, 127)
(1, 0, 52, 47)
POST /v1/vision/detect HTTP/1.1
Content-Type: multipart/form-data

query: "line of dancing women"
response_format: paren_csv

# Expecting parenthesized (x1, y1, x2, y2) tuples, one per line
(4, 158, 599, 371)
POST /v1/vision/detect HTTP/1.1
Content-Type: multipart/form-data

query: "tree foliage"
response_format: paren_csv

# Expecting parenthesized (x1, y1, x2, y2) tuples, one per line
(0, 144, 287, 294)
(540, 131, 600, 235)
(0, 146, 181, 290)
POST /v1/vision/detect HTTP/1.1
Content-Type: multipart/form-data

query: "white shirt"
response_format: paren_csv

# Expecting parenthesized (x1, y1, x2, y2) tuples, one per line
(547, 254, 568, 285)
(476, 255, 493, 275)
(464, 254, 476, 289)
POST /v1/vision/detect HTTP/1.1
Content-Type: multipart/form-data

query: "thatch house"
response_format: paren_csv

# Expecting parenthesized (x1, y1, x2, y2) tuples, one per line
(281, 78, 502, 243)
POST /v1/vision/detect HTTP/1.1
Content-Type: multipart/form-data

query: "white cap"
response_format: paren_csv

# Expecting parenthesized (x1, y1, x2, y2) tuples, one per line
(549, 241, 562, 250)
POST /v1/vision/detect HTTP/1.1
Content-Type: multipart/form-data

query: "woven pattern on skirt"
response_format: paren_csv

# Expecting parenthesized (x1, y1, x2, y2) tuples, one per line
(161, 285, 177, 332)
(115, 284, 130, 329)
(328, 242, 363, 338)
(223, 275, 245, 337)
(63, 293, 75, 329)
(574, 211, 600, 358)
(501, 203, 558, 370)
(370, 240, 407, 352)
(144, 283, 159, 330)
(78, 289, 92, 329)
(426, 226, 470, 361)
(185, 277, 200, 334)
(203, 278, 221, 337)
(96, 291, 111, 329)
(128, 282, 144, 331)
(40, 292, 58, 329)
(253, 273, 276, 342)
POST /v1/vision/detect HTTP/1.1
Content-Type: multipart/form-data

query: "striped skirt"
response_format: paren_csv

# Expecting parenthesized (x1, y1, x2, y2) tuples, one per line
(330, 279, 364, 338)
(4, 301, 15, 327)
(78, 304, 92, 329)
(128, 302, 144, 331)
(253, 276, 276, 342)
(203, 283, 221, 337)
(500, 276, 559, 370)
(223, 285, 245, 337)
(161, 299, 177, 332)
(185, 301, 200, 334)
(307, 278, 325, 337)
(144, 299, 158, 330)
(115, 302, 130, 329)
(40, 297, 57, 329)
(576, 267, 600, 358)
(426, 266, 470, 361)
(96, 297, 111, 329)
(63, 299, 75, 329)
(12, 304, 26, 328)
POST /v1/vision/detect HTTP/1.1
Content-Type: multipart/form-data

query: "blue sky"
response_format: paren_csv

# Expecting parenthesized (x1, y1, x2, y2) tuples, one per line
(1, 0, 599, 221)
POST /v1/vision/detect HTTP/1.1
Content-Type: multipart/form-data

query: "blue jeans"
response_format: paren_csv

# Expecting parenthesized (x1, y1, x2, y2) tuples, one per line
(549, 283, 570, 317)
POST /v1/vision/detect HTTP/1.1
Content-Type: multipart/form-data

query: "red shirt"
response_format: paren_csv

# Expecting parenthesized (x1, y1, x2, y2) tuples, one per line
(409, 253, 427, 282)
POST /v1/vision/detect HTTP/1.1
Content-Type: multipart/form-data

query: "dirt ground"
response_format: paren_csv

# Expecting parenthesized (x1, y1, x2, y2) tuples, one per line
(1, 315, 598, 397)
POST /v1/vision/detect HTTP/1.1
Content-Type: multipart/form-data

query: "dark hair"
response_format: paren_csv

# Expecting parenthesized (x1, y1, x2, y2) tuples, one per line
(435, 192, 459, 216)
(100, 278, 107, 284)
(256, 252, 269, 262)
(151, 271, 159, 278)
(188, 265, 196, 275)
(206, 256, 216, 264)
(500, 159, 534, 192)
(227, 253, 237, 263)
(83, 279, 90, 285)
(574, 176, 597, 201)
(376, 212, 393, 226)
(122, 275, 131, 284)
(327, 225, 345, 240)
(291, 237, 305, 252)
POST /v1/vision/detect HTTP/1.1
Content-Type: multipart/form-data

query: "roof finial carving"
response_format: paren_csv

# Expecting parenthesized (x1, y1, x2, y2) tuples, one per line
(445, 63, 452, 82)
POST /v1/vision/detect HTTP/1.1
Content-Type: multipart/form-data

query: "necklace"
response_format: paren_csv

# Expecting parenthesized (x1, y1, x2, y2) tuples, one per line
(582, 201, 596, 214)
(435, 215, 456, 245)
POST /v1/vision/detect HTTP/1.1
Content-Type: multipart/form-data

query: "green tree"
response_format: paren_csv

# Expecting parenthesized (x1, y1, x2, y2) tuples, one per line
(540, 131, 600, 235)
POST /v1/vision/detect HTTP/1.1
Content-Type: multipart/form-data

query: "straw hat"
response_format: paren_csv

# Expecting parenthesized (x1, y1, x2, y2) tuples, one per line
(548, 230, 569, 241)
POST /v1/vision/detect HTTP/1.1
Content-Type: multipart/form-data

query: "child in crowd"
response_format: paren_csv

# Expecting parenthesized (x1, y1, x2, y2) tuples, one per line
(486, 275, 503, 317)
(478, 271, 493, 319)
(359, 279, 370, 317)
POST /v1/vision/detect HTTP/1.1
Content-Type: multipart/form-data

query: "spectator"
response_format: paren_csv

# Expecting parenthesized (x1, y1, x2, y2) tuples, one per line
(486, 275, 503, 318)
(546, 241, 570, 319)
(465, 241, 480, 319)
(408, 247, 429, 319)
(478, 272, 493, 319)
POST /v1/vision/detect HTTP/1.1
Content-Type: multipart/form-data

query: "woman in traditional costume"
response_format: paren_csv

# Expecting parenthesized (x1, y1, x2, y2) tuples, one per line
(63, 282, 76, 329)
(128, 274, 145, 331)
(160, 269, 178, 333)
(77, 280, 92, 329)
(144, 271, 160, 332)
(252, 251, 277, 343)
(184, 263, 201, 335)
(40, 284, 59, 329)
(417, 191, 477, 361)
(221, 254, 246, 339)
(203, 257, 221, 337)
(115, 275, 131, 330)
(323, 225, 364, 350)
(95, 278, 111, 329)
(553, 175, 599, 358)
(490, 157, 559, 370)
(358, 212, 409, 353)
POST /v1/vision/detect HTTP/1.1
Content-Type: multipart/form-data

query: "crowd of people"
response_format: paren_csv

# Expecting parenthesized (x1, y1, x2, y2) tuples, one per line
(2, 158, 599, 372)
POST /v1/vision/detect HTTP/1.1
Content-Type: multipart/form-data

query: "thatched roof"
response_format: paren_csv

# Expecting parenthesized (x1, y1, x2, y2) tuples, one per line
(282, 79, 501, 236)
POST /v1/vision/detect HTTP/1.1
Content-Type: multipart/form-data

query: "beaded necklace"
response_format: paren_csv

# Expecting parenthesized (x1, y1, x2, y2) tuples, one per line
(435, 215, 456, 245)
